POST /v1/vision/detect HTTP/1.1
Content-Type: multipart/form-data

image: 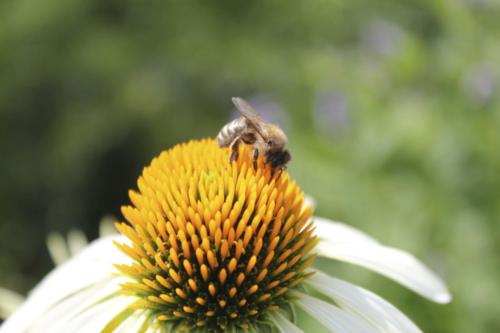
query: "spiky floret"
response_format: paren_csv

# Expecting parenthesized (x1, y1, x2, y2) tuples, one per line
(114, 139, 317, 332)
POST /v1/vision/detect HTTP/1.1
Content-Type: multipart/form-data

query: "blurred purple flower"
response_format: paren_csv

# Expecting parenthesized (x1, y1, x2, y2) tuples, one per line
(314, 90, 350, 137)
(462, 64, 497, 106)
(361, 20, 405, 58)
(463, 0, 494, 9)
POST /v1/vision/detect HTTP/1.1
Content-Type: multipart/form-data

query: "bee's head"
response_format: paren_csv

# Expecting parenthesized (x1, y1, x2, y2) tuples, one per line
(266, 126, 288, 151)
(266, 149, 291, 169)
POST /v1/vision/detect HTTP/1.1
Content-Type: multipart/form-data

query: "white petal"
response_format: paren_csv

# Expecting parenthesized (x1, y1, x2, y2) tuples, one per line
(293, 291, 379, 333)
(116, 311, 152, 333)
(0, 288, 24, 318)
(314, 217, 379, 245)
(46, 232, 71, 265)
(100, 216, 119, 237)
(269, 311, 304, 333)
(31, 292, 138, 333)
(67, 229, 89, 257)
(304, 195, 317, 211)
(316, 239, 451, 303)
(308, 270, 422, 333)
(0, 235, 132, 333)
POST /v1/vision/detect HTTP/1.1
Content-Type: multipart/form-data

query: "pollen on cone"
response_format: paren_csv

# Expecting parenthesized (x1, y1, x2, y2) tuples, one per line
(115, 139, 317, 332)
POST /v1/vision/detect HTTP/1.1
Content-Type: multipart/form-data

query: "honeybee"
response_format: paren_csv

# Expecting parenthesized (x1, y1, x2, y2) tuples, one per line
(217, 97, 291, 171)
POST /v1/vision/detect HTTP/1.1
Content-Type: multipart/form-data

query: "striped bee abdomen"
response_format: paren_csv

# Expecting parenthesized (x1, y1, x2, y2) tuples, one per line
(216, 117, 246, 147)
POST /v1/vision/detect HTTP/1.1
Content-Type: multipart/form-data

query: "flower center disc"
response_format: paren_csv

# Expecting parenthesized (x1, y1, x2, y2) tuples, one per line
(114, 139, 317, 332)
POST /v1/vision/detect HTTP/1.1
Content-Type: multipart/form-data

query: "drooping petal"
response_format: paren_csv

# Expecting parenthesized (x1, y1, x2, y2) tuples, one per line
(66, 229, 89, 257)
(98, 304, 151, 333)
(314, 217, 379, 245)
(46, 232, 71, 266)
(308, 270, 422, 333)
(0, 235, 133, 333)
(99, 217, 118, 237)
(31, 293, 139, 333)
(0, 288, 24, 319)
(293, 291, 379, 333)
(304, 195, 317, 211)
(269, 311, 305, 333)
(314, 217, 451, 303)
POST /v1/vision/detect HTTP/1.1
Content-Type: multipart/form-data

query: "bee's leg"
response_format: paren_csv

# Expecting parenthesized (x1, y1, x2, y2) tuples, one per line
(276, 166, 285, 179)
(252, 148, 259, 170)
(270, 165, 285, 179)
(229, 137, 241, 162)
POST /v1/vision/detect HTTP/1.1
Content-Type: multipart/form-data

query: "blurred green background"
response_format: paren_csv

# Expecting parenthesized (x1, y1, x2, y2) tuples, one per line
(1, 0, 499, 331)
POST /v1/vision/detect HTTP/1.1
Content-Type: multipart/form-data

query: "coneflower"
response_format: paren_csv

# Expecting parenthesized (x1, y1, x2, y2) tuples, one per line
(0, 139, 450, 333)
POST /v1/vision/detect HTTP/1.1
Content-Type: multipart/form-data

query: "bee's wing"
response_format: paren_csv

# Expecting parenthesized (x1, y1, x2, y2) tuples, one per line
(232, 97, 266, 138)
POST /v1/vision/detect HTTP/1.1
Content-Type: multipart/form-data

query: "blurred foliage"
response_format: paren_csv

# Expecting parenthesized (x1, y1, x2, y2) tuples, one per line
(1, 0, 500, 331)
